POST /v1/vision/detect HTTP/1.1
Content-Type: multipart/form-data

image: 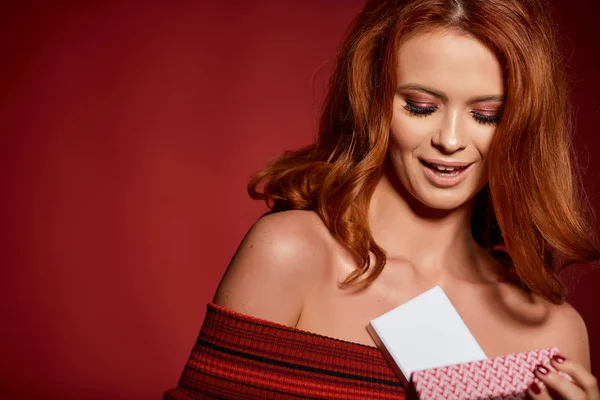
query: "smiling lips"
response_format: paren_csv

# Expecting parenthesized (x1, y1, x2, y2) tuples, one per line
(419, 158, 474, 187)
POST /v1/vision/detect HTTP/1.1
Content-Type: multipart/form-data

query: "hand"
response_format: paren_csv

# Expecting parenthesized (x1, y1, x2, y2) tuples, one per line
(527, 354, 599, 399)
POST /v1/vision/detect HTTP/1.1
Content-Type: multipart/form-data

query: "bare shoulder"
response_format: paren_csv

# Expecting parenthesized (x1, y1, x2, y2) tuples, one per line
(490, 279, 590, 370)
(543, 300, 591, 370)
(213, 209, 333, 327)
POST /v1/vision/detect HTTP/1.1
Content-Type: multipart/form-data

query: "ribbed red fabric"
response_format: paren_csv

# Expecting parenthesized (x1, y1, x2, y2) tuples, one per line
(164, 303, 406, 399)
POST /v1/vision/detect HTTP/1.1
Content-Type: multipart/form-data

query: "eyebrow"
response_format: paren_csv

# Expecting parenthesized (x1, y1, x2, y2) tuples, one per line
(397, 84, 505, 103)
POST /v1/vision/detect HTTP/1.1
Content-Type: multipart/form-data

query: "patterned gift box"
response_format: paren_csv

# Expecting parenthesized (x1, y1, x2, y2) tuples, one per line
(410, 346, 560, 400)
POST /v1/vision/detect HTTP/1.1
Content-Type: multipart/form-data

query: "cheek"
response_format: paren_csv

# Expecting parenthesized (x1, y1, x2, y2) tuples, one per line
(471, 127, 495, 185)
(472, 126, 495, 159)
(389, 111, 434, 152)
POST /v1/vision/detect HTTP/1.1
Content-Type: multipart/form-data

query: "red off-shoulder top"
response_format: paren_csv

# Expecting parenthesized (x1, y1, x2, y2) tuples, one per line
(164, 303, 406, 399)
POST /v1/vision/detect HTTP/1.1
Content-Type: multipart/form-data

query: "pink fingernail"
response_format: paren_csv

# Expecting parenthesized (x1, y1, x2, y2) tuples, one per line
(536, 365, 549, 375)
(552, 354, 566, 364)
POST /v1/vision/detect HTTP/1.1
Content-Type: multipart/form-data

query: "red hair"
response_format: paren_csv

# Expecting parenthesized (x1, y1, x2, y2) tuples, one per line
(248, 0, 600, 303)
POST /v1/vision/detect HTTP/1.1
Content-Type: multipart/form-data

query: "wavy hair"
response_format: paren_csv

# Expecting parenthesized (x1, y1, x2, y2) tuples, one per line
(248, 0, 600, 304)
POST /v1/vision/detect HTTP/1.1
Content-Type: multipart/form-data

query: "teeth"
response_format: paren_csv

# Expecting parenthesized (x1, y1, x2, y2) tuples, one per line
(434, 165, 455, 171)
(422, 160, 469, 174)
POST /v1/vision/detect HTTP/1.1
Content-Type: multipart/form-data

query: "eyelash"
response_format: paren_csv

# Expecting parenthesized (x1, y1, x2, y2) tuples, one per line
(403, 102, 502, 125)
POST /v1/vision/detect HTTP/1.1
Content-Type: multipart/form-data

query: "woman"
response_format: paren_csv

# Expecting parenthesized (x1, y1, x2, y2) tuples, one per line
(165, 0, 600, 399)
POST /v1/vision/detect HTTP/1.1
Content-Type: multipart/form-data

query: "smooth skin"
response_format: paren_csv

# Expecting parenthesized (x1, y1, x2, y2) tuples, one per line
(214, 29, 598, 399)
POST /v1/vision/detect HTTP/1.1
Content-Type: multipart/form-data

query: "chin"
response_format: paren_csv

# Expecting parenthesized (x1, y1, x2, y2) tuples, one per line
(410, 183, 482, 212)
(419, 193, 473, 211)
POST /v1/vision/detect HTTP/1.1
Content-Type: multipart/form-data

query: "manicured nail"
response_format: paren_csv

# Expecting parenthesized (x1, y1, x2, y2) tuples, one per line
(536, 365, 549, 375)
(530, 382, 541, 395)
(552, 354, 566, 364)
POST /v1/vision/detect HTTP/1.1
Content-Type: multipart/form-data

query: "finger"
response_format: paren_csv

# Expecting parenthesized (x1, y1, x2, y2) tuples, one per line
(526, 380, 552, 400)
(551, 354, 599, 397)
(534, 364, 587, 400)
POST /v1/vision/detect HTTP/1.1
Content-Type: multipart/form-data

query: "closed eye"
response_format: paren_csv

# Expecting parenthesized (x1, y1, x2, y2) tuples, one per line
(471, 111, 502, 125)
(403, 101, 503, 124)
(403, 101, 437, 116)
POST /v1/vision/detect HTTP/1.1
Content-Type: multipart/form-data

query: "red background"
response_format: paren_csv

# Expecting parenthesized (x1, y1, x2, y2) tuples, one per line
(1, 1, 599, 398)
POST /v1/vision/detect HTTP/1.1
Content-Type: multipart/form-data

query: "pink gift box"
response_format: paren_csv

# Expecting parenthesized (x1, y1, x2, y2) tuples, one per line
(409, 346, 560, 400)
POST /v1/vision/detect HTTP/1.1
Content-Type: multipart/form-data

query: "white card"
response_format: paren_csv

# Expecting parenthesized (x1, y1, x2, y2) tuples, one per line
(367, 286, 487, 386)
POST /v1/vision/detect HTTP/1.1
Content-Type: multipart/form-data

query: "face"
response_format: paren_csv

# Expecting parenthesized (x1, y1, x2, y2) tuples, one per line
(389, 28, 504, 211)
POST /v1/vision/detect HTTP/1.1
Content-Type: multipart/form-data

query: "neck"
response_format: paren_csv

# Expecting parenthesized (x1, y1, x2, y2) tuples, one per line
(368, 164, 483, 281)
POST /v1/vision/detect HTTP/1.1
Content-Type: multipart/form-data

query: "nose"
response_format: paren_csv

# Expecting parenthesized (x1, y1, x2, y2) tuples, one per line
(431, 109, 466, 154)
